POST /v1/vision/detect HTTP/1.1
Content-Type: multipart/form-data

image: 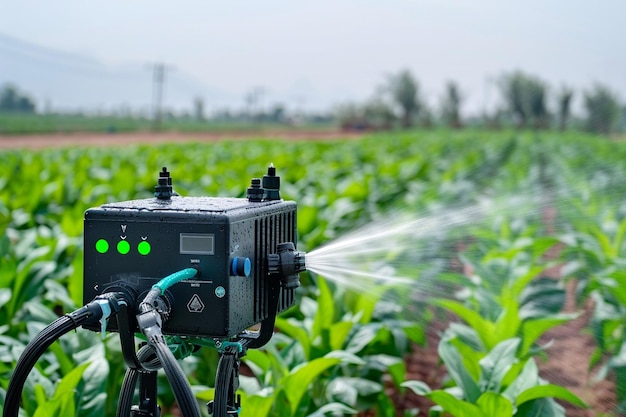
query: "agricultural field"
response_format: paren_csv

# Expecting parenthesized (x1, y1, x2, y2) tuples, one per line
(1, 130, 626, 416)
(0, 112, 334, 136)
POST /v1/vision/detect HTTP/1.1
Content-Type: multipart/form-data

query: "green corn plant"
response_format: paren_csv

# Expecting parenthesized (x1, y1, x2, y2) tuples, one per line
(434, 233, 576, 357)
(559, 205, 626, 412)
(402, 337, 588, 417)
(226, 276, 424, 415)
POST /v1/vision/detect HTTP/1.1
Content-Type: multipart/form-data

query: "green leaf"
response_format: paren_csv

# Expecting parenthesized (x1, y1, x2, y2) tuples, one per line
(608, 342, 626, 368)
(275, 317, 311, 359)
(75, 357, 109, 417)
(606, 270, 626, 307)
(193, 387, 215, 402)
(239, 392, 275, 417)
(313, 277, 335, 340)
(297, 205, 319, 236)
(401, 380, 432, 396)
(591, 227, 616, 260)
(514, 397, 565, 417)
(448, 335, 483, 381)
(326, 377, 358, 406)
(519, 278, 566, 319)
(493, 298, 521, 345)
(516, 385, 589, 408)
(479, 338, 520, 393)
(33, 385, 51, 417)
(33, 362, 90, 417)
(327, 376, 382, 405)
(403, 323, 426, 345)
(438, 339, 481, 403)
(434, 299, 496, 349)
(0, 288, 11, 309)
(307, 402, 358, 417)
(324, 350, 366, 365)
(389, 361, 407, 389)
(476, 392, 514, 417)
(68, 253, 84, 307)
(509, 265, 549, 301)
(56, 361, 90, 394)
(346, 323, 380, 354)
(48, 342, 75, 376)
(613, 217, 626, 255)
(375, 392, 397, 417)
(282, 357, 341, 414)
(446, 323, 485, 352)
(329, 321, 353, 351)
(519, 315, 576, 356)
(244, 349, 271, 375)
(502, 359, 539, 402)
(426, 390, 482, 417)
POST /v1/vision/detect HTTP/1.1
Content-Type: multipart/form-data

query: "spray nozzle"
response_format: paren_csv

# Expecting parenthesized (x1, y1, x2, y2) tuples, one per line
(268, 242, 306, 289)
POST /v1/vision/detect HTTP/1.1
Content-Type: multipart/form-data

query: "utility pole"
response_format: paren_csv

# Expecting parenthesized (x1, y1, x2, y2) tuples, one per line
(150, 63, 172, 132)
(245, 86, 265, 123)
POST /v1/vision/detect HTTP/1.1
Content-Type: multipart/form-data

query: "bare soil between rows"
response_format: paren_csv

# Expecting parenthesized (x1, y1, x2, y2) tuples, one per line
(0, 130, 361, 149)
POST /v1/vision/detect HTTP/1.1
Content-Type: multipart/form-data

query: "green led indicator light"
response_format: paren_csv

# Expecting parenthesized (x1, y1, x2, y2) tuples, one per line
(117, 240, 131, 255)
(138, 240, 151, 256)
(95, 239, 109, 254)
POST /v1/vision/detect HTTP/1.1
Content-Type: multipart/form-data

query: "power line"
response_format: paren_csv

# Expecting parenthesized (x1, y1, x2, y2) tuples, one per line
(0, 34, 142, 80)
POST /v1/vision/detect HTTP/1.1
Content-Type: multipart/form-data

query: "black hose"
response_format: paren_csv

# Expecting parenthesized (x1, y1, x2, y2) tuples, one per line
(150, 334, 202, 417)
(116, 367, 139, 417)
(136, 344, 162, 372)
(116, 345, 162, 417)
(3, 301, 107, 417)
(213, 353, 236, 417)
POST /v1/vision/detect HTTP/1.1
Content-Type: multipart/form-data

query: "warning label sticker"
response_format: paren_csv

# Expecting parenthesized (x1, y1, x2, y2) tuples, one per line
(187, 294, 205, 313)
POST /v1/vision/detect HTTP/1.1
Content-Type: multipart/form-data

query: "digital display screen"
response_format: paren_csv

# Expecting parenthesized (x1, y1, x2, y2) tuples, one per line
(180, 233, 215, 255)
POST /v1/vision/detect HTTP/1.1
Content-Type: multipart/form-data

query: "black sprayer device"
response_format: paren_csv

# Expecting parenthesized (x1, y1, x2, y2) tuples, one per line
(3, 165, 307, 417)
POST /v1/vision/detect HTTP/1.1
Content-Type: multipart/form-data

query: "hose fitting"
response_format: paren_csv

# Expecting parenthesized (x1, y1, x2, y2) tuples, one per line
(268, 242, 306, 289)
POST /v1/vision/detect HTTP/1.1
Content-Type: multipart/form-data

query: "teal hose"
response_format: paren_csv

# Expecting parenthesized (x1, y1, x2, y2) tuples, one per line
(138, 267, 198, 315)
(152, 268, 198, 294)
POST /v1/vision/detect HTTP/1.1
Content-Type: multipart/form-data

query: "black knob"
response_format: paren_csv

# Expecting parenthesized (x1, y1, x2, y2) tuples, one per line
(154, 167, 174, 200)
(247, 178, 263, 202)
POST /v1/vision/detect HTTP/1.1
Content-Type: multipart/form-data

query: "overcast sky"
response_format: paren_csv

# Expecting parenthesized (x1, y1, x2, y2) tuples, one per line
(1, 0, 624, 114)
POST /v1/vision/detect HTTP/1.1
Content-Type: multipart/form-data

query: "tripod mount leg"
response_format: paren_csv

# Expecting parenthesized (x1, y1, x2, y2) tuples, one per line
(131, 370, 161, 417)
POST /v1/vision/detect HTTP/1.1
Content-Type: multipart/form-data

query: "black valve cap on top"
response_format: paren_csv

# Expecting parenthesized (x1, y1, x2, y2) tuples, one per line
(262, 164, 280, 201)
(247, 178, 264, 202)
(155, 167, 174, 200)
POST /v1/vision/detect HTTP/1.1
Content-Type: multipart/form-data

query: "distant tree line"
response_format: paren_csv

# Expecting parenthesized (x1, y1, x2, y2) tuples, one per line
(3, 72, 624, 136)
(0, 84, 36, 113)
(337, 69, 625, 136)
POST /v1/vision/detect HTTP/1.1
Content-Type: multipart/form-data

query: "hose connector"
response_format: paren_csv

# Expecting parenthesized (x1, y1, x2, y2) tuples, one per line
(137, 309, 164, 340)
(268, 242, 306, 289)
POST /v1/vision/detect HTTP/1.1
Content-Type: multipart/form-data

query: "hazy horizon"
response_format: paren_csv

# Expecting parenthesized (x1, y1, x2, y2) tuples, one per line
(1, 0, 625, 115)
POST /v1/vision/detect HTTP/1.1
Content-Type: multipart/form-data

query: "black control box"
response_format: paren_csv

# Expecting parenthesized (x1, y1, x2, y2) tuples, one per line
(83, 169, 297, 338)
